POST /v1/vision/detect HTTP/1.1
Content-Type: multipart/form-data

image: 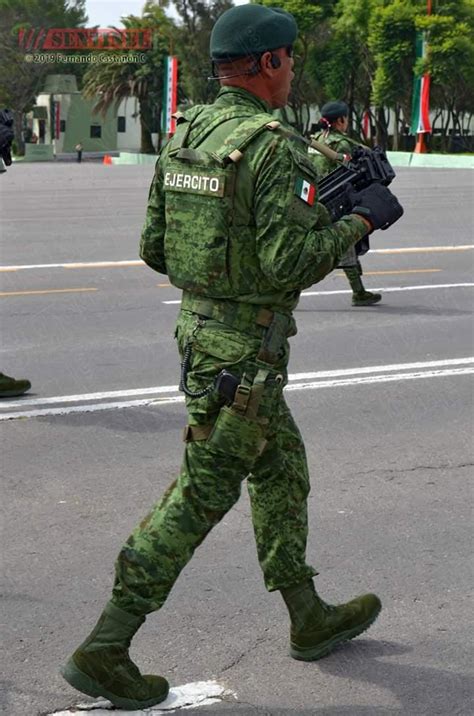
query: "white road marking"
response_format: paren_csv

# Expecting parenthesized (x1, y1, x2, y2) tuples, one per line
(288, 356, 474, 381)
(48, 679, 235, 714)
(2, 357, 472, 410)
(0, 260, 143, 272)
(301, 283, 474, 297)
(1, 359, 472, 421)
(0, 396, 184, 420)
(162, 282, 474, 304)
(1, 385, 180, 407)
(371, 245, 474, 254)
(1, 245, 473, 271)
(285, 367, 474, 392)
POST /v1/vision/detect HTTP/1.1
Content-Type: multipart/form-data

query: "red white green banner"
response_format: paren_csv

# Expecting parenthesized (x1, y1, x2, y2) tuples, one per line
(410, 32, 432, 134)
(162, 55, 178, 136)
(362, 109, 372, 140)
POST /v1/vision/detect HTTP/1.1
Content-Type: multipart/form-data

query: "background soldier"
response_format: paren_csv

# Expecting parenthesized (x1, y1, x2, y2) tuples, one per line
(62, 5, 402, 711)
(311, 100, 382, 306)
(0, 109, 32, 397)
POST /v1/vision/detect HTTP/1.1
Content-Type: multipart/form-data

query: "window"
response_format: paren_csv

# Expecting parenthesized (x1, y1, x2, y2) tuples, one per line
(60, 120, 66, 133)
(90, 124, 102, 138)
(117, 116, 126, 133)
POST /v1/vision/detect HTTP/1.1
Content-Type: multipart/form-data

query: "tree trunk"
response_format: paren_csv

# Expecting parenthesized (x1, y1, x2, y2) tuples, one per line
(139, 100, 155, 154)
(156, 105, 163, 152)
(13, 110, 25, 156)
(375, 106, 388, 150)
(392, 105, 400, 151)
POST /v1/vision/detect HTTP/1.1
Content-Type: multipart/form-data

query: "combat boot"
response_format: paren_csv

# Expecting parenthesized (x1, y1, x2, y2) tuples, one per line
(342, 267, 382, 306)
(0, 372, 31, 397)
(281, 579, 381, 661)
(352, 290, 382, 306)
(61, 601, 169, 710)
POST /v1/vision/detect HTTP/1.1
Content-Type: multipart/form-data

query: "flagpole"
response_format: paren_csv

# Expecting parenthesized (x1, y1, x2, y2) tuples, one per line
(414, 0, 432, 153)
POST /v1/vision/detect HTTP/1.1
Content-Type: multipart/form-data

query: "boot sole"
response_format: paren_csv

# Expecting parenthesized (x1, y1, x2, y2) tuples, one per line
(289, 605, 381, 661)
(0, 388, 30, 397)
(352, 299, 382, 307)
(61, 658, 169, 710)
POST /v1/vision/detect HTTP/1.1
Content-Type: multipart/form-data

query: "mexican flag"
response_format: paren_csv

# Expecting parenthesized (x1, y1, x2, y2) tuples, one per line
(295, 177, 316, 206)
(162, 55, 178, 136)
(410, 32, 432, 134)
(362, 109, 372, 140)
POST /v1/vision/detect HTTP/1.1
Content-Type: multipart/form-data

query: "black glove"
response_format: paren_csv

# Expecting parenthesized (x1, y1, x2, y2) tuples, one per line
(351, 183, 404, 231)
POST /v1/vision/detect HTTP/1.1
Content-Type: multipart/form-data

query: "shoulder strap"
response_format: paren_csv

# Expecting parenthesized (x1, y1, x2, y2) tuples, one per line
(213, 114, 280, 163)
(189, 109, 262, 150)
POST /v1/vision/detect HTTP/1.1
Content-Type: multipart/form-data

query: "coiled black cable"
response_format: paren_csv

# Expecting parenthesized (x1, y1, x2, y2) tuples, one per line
(179, 341, 216, 398)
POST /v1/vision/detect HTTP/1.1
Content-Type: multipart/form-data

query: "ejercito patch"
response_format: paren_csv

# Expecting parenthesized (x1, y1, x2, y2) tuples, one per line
(163, 171, 226, 197)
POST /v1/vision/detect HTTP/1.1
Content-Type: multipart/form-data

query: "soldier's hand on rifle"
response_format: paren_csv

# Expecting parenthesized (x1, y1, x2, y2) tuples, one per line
(350, 183, 404, 232)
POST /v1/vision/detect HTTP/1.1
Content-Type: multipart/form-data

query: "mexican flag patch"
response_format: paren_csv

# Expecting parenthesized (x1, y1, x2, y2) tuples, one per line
(294, 177, 316, 206)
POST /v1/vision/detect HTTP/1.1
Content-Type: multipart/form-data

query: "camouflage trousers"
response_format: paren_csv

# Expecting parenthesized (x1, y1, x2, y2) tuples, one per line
(112, 309, 316, 616)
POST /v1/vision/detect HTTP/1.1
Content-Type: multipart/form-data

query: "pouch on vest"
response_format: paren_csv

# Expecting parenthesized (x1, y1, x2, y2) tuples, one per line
(163, 113, 277, 298)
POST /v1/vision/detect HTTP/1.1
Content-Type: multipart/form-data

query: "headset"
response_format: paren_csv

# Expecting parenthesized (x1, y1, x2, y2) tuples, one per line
(208, 51, 281, 81)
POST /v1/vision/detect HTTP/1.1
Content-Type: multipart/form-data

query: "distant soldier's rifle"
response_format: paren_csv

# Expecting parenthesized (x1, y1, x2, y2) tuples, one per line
(309, 137, 397, 227)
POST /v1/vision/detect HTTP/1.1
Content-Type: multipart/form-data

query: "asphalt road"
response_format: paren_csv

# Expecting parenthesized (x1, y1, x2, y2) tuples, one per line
(1, 164, 473, 716)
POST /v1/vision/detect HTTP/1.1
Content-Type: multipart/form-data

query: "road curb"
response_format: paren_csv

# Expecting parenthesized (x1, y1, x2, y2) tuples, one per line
(387, 151, 474, 169)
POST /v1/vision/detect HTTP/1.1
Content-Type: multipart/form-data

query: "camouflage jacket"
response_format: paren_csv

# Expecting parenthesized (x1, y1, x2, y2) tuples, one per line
(310, 129, 363, 180)
(140, 87, 367, 314)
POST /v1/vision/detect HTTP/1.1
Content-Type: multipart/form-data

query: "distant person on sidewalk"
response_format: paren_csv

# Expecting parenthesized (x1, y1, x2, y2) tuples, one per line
(75, 142, 83, 163)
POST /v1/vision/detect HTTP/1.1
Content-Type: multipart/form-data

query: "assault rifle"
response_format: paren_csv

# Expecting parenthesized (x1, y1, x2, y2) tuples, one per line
(310, 138, 396, 227)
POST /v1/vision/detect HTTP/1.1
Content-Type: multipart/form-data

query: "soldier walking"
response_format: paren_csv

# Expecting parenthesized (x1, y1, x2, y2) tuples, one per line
(62, 5, 402, 710)
(311, 101, 382, 306)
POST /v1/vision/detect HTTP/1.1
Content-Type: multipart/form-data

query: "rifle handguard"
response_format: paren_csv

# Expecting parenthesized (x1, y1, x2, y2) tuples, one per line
(309, 138, 350, 165)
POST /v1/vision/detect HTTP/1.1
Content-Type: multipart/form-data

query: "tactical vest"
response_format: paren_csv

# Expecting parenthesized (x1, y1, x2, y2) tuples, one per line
(162, 109, 280, 298)
(310, 130, 360, 180)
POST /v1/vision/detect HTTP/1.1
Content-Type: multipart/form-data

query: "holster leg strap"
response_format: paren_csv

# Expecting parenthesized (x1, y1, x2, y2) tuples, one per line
(183, 424, 213, 442)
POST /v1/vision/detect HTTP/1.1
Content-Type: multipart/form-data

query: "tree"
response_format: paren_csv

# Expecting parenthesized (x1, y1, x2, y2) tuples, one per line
(0, 0, 87, 154)
(259, 0, 336, 133)
(315, 0, 378, 141)
(172, 0, 233, 105)
(369, 0, 418, 149)
(82, 3, 174, 153)
(416, 1, 474, 150)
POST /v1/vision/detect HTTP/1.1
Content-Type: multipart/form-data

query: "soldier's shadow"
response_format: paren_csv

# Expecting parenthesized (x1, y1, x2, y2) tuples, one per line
(313, 638, 473, 714)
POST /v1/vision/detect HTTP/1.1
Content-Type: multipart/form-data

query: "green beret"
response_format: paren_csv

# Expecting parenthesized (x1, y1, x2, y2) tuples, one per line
(321, 101, 349, 120)
(210, 4, 297, 60)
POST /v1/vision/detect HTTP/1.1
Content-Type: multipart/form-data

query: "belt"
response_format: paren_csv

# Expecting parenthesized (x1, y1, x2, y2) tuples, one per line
(181, 292, 277, 339)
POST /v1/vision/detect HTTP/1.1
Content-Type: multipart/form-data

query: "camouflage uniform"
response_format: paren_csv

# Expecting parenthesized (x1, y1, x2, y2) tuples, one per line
(111, 87, 368, 615)
(310, 129, 381, 304)
(310, 129, 367, 269)
(62, 9, 385, 707)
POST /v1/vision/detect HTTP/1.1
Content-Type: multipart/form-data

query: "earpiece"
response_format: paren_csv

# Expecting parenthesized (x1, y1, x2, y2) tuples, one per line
(270, 54, 281, 69)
